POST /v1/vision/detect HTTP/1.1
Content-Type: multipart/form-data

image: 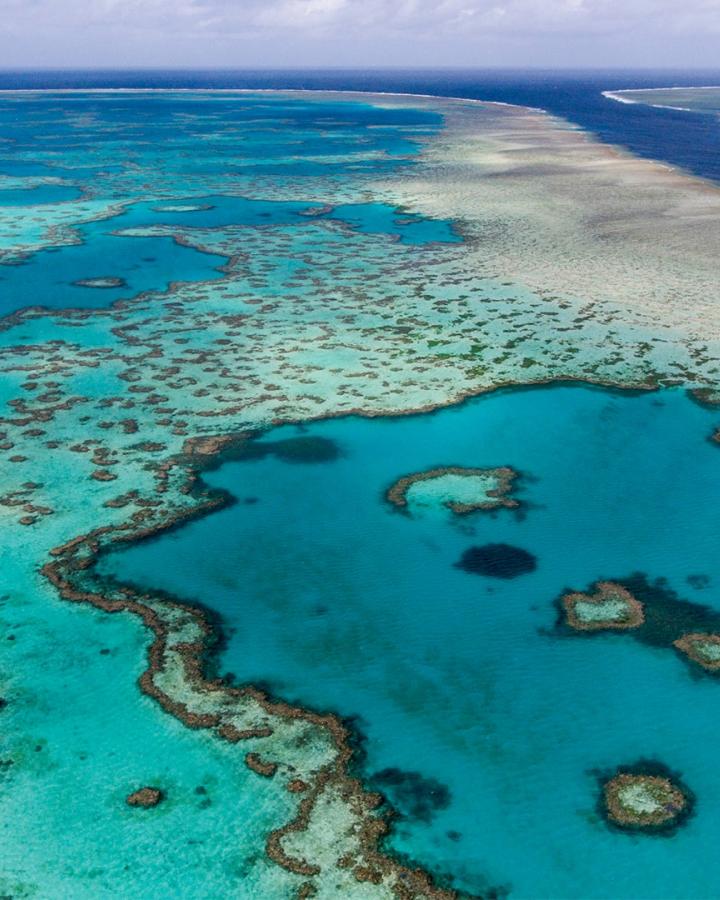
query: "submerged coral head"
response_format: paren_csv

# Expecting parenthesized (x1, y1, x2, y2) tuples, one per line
(601, 762, 692, 833)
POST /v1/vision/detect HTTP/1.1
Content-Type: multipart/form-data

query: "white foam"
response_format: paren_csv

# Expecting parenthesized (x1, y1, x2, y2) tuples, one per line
(603, 85, 720, 109)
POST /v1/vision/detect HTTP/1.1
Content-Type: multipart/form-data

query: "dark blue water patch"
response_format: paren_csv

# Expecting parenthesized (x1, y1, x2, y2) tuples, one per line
(0, 159, 59, 177)
(98, 195, 459, 246)
(201, 435, 341, 469)
(369, 767, 452, 823)
(113, 196, 321, 230)
(0, 183, 82, 206)
(47, 164, 127, 180)
(456, 543, 537, 578)
(0, 217, 227, 313)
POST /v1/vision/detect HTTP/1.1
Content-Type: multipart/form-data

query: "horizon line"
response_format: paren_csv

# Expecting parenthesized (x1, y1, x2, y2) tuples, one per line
(2, 65, 720, 73)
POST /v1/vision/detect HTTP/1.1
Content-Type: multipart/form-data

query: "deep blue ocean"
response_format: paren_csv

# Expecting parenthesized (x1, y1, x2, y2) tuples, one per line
(3, 68, 720, 181)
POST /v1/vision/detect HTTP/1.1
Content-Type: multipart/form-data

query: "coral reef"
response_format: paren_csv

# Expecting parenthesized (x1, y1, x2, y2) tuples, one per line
(386, 466, 518, 515)
(560, 581, 644, 632)
(601, 762, 692, 833)
(674, 633, 720, 672)
(126, 787, 164, 808)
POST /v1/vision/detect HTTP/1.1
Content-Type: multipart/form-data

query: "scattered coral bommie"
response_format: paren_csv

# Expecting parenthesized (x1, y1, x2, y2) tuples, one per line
(73, 276, 127, 289)
(674, 633, 720, 672)
(386, 465, 518, 515)
(126, 786, 164, 808)
(601, 762, 692, 833)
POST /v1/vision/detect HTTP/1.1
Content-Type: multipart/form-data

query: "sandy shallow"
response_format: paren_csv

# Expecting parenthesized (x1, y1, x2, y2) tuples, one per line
(370, 93, 720, 355)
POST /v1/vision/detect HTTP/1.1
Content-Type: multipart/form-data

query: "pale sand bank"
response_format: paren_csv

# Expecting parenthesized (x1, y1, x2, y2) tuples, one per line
(373, 95, 720, 354)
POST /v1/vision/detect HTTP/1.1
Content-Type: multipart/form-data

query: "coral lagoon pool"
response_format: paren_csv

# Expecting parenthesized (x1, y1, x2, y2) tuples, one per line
(101, 383, 720, 898)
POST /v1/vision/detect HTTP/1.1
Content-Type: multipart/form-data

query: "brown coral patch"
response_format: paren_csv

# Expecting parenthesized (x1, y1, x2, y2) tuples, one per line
(561, 581, 644, 632)
(603, 771, 688, 832)
(126, 786, 164, 808)
(386, 465, 518, 515)
(674, 632, 720, 672)
(245, 752, 278, 778)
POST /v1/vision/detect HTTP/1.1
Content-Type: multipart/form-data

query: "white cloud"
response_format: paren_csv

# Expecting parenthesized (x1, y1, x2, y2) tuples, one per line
(1, 0, 720, 65)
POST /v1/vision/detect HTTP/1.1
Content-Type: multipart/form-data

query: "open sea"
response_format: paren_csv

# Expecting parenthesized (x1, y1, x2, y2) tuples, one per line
(2, 69, 720, 898)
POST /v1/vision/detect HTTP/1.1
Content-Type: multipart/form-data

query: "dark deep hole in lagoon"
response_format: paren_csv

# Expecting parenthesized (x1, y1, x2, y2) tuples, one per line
(369, 767, 452, 823)
(456, 543, 538, 578)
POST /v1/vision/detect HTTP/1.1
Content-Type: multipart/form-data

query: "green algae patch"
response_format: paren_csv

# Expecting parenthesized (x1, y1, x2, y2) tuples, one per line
(561, 581, 644, 632)
(386, 465, 518, 515)
(601, 762, 693, 834)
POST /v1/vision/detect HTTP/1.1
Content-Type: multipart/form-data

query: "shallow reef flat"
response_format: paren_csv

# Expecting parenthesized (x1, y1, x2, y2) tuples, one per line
(604, 86, 720, 114)
(373, 93, 720, 386)
(385, 465, 518, 516)
(1, 90, 720, 898)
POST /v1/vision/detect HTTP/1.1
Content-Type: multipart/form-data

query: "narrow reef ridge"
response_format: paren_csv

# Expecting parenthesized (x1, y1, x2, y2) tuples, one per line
(601, 762, 693, 834)
(560, 581, 645, 632)
(386, 466, 518, 515)
(41, 433, 473, 900)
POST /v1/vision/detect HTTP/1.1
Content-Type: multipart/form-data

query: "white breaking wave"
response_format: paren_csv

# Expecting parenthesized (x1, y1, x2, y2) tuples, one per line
(603, 85, 720, 110)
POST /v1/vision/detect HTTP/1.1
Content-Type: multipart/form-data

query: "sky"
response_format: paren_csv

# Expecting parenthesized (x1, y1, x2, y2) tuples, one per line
(1, 0, 720, 69)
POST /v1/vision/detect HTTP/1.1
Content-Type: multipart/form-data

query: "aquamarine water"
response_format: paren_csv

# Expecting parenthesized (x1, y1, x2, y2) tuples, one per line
(103, 385, 720, 897)
(0, 219, 228, 312)
(0, 183, 82, 205)
(0, 197, 455, 315)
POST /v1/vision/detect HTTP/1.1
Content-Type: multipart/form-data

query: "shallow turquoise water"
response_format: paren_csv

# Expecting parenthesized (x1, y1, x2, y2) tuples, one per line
(113, 197, 459, 244)
(0, 183, 82, 205)
(0, 217, 228, 311)
(0, 195, 455, 314)
(104, 385, 720, 897)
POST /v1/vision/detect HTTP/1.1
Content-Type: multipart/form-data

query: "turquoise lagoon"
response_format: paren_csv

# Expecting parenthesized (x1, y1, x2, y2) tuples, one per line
(0, 196, 455, 314)
(0, 183, 82, 205)
(103, 385, 720, 898)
